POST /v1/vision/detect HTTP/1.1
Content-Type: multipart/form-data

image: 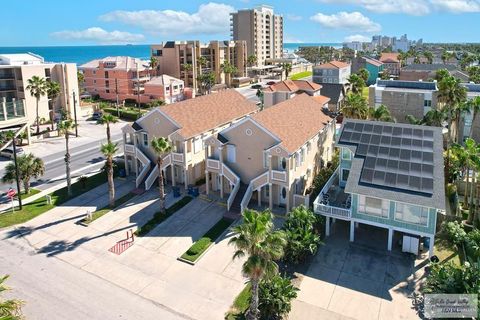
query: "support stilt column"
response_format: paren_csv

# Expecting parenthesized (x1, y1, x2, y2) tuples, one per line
(349, 221, 355, 242)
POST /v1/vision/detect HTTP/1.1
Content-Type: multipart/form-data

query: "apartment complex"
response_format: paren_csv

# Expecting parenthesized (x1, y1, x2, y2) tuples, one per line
(262, 79, 324, 108)
(121, 90, 258, 208)
(0, 53, 79, 126)
(81, 56, 185, 104)
(379, 53, 401, 77)
(151, 40, 247, 93)
(314, 120, 445, 257)
(230, 5, 283, 66)
(205, 94, 335, 213)
(312, 61, 351, 84)
(369, 79, 438, 122)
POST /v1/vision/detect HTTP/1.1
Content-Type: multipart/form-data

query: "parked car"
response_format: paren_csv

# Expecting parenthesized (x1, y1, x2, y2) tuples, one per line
(251, 84, 262, 89)
(266, 81, 276, 86)
(92, 111, 103, 121)
(0, 146, 25, 159)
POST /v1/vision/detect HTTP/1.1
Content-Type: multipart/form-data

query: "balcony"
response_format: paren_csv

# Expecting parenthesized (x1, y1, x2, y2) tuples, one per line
(206, 158, 221, 171)
(270, 170, 287, 182)
(0, 100, 27, 123)
(313, 167, 352, 219)
(172, 152, 184, 163)
(124, 143, 135, 154)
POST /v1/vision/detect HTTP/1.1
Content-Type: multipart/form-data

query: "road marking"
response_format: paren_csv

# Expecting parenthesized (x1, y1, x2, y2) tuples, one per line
(44, 138, 123, 166)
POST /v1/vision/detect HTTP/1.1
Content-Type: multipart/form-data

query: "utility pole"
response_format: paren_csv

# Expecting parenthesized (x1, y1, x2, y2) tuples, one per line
(72, 90, 78, 137)
(115, 78, 120, 117)
(11, 134, 22, 210)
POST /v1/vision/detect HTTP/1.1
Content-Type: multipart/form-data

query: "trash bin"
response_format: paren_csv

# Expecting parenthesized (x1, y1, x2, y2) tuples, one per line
(119, 168, 126, 177)
(187, 184, 194, 195)
(192, 187, 199, 197)
(172, 186, 181, 198)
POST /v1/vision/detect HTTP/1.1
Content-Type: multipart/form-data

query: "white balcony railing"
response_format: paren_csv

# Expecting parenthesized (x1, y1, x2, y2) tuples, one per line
(312, 166, 352, 219)
(172, 152, 184, 163)
(145, 154, 172, 190)
(206, 158, 220, 170)
(271, 170, 287, 182)
(124, 144, 135, 154)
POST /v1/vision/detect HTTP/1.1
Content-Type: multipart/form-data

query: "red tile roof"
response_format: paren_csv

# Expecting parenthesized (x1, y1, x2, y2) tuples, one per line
(380, 53, 400, 63)
(264, 80, 321, 93)
(316, 60, 350, 69)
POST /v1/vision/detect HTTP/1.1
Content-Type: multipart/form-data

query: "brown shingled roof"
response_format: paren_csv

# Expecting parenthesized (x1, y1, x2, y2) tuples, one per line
(316, 60, 350, 69)
(264, 80, 321, 93)
(160, 90, 257, 138)
(380, 53, 400, 63)
(253, 94, 333, 153)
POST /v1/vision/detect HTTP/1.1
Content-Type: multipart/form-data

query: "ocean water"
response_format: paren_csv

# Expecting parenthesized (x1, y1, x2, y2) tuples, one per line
(0, 43, 341, 65)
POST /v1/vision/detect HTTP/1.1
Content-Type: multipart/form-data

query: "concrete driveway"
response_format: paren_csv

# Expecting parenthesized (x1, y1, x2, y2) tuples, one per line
(290, 222, 426, 320)
(2, 187, 245, 320)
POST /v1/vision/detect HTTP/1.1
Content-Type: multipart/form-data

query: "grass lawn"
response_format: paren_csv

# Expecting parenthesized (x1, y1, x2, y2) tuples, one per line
(19, 188, 41, 200)
(226, 283, 251, 320)
(80, 192, 137, 225)
(135, 196, 193, 236)
(181, 217, 233, 262)
(289, 71, 312, 80)
(0, 172, 108, 228)
(434, 237, 461, 266)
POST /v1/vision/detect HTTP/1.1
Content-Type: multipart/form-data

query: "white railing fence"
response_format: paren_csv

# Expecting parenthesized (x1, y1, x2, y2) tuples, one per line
(240, 183, 254, 213)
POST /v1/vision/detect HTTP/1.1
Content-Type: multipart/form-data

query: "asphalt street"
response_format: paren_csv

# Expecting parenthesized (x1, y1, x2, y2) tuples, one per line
(0, 235, 187, 320)
(0, 133, 124, 199)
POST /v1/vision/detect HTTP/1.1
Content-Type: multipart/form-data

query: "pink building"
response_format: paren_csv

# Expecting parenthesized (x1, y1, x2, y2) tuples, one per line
(81, 56, 186, 104)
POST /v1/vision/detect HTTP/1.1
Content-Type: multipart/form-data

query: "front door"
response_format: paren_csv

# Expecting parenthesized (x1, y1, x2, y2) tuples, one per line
(279, 185, 287, 207)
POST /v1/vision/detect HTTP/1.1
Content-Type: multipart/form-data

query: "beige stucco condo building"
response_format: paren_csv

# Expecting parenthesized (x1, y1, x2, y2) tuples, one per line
(204, 93, 335, 213)
(121, 90, 258, 200)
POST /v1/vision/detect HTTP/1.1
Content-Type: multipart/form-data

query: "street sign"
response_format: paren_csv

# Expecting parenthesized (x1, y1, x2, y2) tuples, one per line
(7, 188, 16, 199)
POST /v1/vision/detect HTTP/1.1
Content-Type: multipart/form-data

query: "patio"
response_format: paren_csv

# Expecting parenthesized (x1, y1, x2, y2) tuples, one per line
(314, 167, 352, 219)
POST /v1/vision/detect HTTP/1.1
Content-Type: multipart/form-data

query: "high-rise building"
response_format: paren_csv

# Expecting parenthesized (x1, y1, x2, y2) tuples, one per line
(0, 53, 79, 128)
(230, 5, 283, 66)
(151, 40, 247, 93)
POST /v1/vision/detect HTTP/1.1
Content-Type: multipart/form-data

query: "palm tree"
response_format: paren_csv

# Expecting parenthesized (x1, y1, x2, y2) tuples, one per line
(256, 89, 264, 111)
(467, 96, 480, 138)
(442, 51, 455, 64)
(368, 104, 394, 122)
(438, 75, 468, 143)
(341, 94, 368, 119)
(46, 80, 61, 130)
(405, 114, 423, 125)
(182, 63, 193, 87)
(26, 75, 47, 134)
(380, 69, 390, 80)
(57, 120, 76, 197)
(97, 113, 118, 143)
(0, 275, 24, 320)
(77, 71, 84, 87)
(247, 55, 257, 68)
(196, 72, 216, 95)
(101, 142, 118, 208)
(423, 109, 448, 127)
(150, 56, 158, 78)
(2, 153, 45, 195)
(281, 63, 292, 80)
(357, 68, 370, 84)
(221, 61, 238, 87)
(150, 137, 172, 213)
(197, 56, 208, 72)
(229, 210, 286, 320)
(347, 74, 365, 94)
(435, 69, 450, 82)
(423, 51, 434, 64)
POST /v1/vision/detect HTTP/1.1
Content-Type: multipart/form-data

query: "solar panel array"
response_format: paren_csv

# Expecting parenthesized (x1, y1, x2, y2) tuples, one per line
(377, 80, 437, 91)
(339, 122, 435, 195)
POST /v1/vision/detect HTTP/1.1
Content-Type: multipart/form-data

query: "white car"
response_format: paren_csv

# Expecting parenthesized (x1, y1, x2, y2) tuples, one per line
(0, 146, 25, 159)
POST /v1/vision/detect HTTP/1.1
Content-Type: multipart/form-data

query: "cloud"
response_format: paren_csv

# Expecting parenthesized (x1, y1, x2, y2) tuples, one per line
(310, 11, 381, 32)
(51, 27, 145, 44)
(286, 14, 302, 21)
(284, 35, 304, 43)
(317, 0, 480, 15)
(344, 34, 371, 42)
(99, 3, 234, 36)
(432, 0, 480, 12)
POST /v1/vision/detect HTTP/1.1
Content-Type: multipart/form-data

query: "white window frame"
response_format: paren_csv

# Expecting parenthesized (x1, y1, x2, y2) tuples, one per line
(358, 195, 389, 218)
(394, 203, 429, 227)
(227, 145, 236, 163)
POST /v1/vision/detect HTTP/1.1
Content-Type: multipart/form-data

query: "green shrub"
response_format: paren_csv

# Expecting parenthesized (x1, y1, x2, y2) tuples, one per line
(102, 107, 144, 121)
(442, 221, 467, 245)
(283, 206, 321, 264)
(186, 237, 211, 256)
(259, 274, 298, 320)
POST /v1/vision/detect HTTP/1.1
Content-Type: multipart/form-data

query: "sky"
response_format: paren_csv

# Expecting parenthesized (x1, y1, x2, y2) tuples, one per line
(1, 0, 479, 46)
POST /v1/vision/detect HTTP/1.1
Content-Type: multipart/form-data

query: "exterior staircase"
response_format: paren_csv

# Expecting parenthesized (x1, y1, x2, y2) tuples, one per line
(228, 182, 248, 216)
